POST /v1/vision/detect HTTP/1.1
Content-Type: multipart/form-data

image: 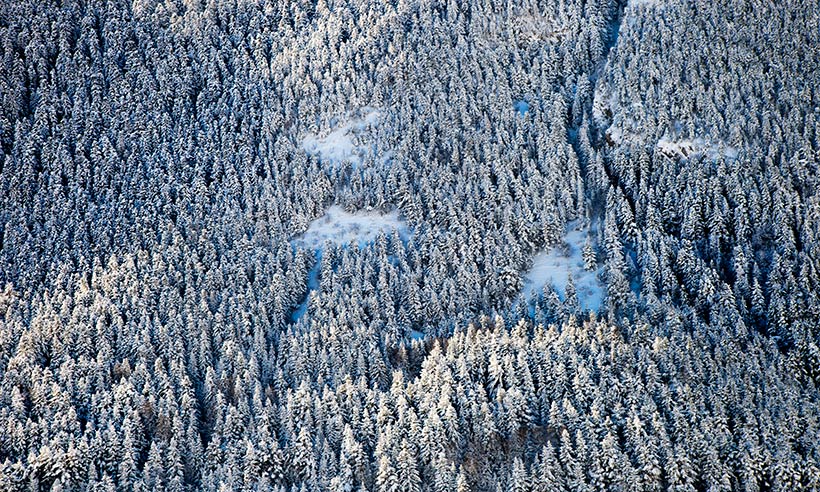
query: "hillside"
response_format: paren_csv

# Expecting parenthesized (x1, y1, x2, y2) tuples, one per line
(0, 0, 819, 490)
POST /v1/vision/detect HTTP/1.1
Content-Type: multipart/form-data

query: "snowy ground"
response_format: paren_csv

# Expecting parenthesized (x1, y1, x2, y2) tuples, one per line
(501, 14, 570, 44)
(521, 227, 604, 312)
(514, 100, 530, 116)
(656, 137, 738, 161)
(301, 109, 388, 168)
(292, 206, 409, 250)
(410, 330, 426, 341)
(290, 206, 409, 321)
(603, 123, 739, 163)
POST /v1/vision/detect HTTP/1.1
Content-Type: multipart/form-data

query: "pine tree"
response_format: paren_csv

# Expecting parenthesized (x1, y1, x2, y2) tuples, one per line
(455, 471, 471, 492)
(582, 238, 597, 272)
(509, 457, 529, 492)
(565, 274, 579, 313)
(376, 455, 398, 492)
(396, 440, 420, 492)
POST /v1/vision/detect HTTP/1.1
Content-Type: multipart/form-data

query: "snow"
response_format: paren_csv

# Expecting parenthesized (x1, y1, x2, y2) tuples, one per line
(601, 118, 739, 163)
(292, 206, 409, 250)
(301, 109, 386, 168)
(290, 206, 410, 321)
(656, 137, 738, 161)
(410, 330, 425, 341)
(522, 227, 604, 312)
(510, 15, 569, 43)
(605, 125, 624, 145)
(514, 100, 530, 116)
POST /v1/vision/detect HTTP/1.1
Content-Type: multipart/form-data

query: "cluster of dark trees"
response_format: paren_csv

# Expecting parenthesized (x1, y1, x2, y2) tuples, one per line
(0, 0, 818, 490)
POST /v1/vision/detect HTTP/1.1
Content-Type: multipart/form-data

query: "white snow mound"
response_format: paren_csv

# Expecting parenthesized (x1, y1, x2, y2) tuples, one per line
(301, 109, 386, 167)
(522, 227, 604, 312)
(656, 137, 738, 161)
(292, 206, 408, 250)
(289, 205, 409, 322)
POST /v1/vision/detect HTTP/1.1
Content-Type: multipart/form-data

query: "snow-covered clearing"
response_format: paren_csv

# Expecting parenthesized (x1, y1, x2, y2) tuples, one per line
(602, 122, 739, 163)
(410, 330, 425, 341)
(290, 206, 409, 321)
(511, 15, 569, 42)
(301, 109, 389, 168)
(522, 227, 604, 312)
(292, 206, 409, 250)
(657, 137, 738, 161)
(514, 100, 530, 116)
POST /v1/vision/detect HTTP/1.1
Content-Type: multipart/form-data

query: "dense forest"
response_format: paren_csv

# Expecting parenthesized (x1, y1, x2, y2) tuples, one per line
(0, 0, 819, 490)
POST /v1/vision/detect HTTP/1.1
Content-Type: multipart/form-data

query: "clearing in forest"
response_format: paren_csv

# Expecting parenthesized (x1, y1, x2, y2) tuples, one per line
(301, 109, 388, 168)
(290, 206, 409, 321)
(522, 227, 604, 312)
(292, 206, 408, 250)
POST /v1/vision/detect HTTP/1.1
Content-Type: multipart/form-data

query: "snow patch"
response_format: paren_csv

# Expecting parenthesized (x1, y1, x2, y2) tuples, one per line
(302, 109, 387, 168)
(293, 206, 409, 250)
(656, 137, 738, 161)
(522, 227, 604, 312)
(289, 206, 408, 322)
(514, 100, 530, 116)
(605, 125, 624, 145)
(511, 15, 569, 43)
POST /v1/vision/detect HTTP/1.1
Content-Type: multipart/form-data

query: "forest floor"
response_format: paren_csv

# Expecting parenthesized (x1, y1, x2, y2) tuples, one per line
(290, 206, 410, 321)
(301, 108, 384, 168)
(522, 226, 604, 312)
(656, 137, 738, 161)
(292, 205, 408, 250)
